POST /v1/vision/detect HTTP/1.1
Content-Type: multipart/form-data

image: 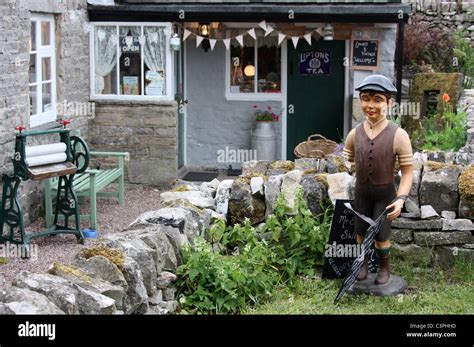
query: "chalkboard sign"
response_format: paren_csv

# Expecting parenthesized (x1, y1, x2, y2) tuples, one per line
(299, 50, 331, 76)
(351, 40, 378, 69)
(350, 28, 380, 70)
(322, 199, 377, 279)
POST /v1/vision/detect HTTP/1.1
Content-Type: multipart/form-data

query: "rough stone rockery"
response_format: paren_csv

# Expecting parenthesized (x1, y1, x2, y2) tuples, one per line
(1, 151, 472, 314)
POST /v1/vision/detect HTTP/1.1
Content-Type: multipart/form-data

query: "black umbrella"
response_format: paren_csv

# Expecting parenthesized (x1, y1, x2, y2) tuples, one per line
(333, 202, 392, 304)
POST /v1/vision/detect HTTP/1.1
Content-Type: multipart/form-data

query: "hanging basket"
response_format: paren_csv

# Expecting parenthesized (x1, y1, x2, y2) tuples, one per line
(294, 134, 338, 159)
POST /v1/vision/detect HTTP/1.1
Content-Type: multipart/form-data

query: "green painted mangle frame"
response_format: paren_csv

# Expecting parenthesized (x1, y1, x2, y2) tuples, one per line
(0, 121, 90, 257)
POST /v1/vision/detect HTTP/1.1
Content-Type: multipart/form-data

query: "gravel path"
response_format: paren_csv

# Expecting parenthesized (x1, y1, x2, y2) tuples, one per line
(0, 183, 164, 290)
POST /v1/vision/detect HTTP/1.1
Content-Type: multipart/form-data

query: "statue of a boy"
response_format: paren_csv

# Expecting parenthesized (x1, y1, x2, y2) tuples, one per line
(344, 74, 414, 285)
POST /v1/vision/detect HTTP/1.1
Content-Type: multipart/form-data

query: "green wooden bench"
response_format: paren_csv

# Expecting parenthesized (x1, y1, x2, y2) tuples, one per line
(44, 151, 128, 230)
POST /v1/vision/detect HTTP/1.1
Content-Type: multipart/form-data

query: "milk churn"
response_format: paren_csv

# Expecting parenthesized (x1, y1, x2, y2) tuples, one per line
(251, 121, 277, 161)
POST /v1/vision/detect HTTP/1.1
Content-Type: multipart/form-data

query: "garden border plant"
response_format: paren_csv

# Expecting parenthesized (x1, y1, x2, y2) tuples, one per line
(176, 187, 333, 314)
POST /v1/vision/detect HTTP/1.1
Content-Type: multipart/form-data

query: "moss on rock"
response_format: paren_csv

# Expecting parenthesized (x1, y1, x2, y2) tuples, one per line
(459, 165, 474, 199)
(81, 247, 125, 273)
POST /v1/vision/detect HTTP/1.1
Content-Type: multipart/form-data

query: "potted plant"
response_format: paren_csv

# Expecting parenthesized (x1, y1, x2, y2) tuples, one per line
(251, 105, 280, 161)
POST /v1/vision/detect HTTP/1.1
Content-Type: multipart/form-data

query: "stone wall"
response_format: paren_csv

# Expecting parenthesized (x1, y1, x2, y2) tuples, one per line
(89, 101, 178, 187)
(403, 0, 474, 42)
(0, 0, 90, 224)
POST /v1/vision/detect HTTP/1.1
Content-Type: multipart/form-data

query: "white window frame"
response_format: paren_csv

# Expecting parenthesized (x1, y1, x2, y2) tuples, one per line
(29, 14, 57, 128)
(225, 33, 285, 101)
(90, 22, 174, 102)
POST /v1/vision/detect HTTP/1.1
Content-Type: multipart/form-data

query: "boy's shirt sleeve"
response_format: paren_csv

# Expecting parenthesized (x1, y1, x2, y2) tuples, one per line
(343, 129, 355, 163)
(394, 128, 413, 167)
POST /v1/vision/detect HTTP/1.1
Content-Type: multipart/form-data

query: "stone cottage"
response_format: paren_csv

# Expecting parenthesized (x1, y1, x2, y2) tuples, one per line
(0, 0, 416, 222)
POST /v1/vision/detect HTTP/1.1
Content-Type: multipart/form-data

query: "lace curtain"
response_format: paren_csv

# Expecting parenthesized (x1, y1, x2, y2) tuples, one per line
(143, 26, 166, 73)
(94, 26, 119, 94)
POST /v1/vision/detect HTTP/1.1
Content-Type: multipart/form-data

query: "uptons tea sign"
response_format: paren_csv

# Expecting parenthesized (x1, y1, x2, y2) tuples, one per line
(299, 50, 331, 75)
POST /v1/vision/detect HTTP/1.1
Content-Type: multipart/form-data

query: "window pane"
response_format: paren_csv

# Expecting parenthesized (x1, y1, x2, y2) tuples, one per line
(42, 57, 51, 81)
(94, 26, 118, 95)
(144, 26, 166, 96)
(29, 85, 37, 116)
(42, 82, 52, 112)
(29, 54, 36, 83)
(41, 21, 51, 46)
(230, 45, 254, 93)
(30, 21, 36, 51)
(119, 26, 142, 95)
(257, 43, 281, 93)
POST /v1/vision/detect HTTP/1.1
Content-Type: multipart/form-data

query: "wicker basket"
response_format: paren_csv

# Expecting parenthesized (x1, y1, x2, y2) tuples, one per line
(294, 134, 338, 159)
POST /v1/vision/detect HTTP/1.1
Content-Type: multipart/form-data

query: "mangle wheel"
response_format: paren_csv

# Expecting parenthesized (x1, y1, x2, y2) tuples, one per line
(70, 136, 90, 173)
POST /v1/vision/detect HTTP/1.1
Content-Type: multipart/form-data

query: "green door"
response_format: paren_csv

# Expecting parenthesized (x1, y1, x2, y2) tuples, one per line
(287, 40, 345, 160)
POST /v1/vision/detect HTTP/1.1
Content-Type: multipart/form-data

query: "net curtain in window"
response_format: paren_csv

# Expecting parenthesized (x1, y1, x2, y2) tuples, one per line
(94, 26, 119, 94)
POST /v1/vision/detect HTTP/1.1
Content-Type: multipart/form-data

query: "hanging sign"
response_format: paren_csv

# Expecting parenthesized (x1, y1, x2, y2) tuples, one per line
(121, 36, 140, 53)
(299, 50, 331, 75)
(350, 28, 380, 70)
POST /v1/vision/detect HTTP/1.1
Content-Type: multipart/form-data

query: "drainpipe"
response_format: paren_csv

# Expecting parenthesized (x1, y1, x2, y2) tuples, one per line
(395, 18, 405, 106)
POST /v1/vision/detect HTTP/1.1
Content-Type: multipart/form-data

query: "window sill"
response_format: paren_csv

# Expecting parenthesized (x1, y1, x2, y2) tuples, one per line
(29, 120, 61, 131)
(90, 97, 177, 107)
(225, 93, 283, 102)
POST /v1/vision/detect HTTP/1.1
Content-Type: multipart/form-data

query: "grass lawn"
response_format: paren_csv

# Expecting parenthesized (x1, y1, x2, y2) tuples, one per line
(244, 258, 474, 314)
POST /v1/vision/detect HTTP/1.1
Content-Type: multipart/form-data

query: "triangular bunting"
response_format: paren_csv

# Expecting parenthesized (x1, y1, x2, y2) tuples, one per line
(278, 33, 286, 46)
(183, 29, 191, 41)
(315, 25, 324, 37)
(247, 28, 256, 40)
(223, 38, 231, 50)
(236, 35, 244, 47)
(291, 36, 299, 48)
(304, 33, 312, 45)
(196, 35, 204, 48)
(258, 20, 267, 31)
(209, 39, 217, 51)
(264, 25, 274, 37)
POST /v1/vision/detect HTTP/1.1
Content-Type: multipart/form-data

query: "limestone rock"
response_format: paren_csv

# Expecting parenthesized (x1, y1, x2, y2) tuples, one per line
(442, 218, 474, 231)
(215, 179, 234, 216)
(301, 174, 329, 217)
(420, 205, 439, 219)
(392, 217, 443, 230)
(264, 174, 283, 216)
(441, 210, 456, 219)
(48, 263, 125, 310)
(391, 229, 413, 244)
(0, 287, 64, 314)
(281, 170, 304, 212)
(327, 172, 355, 204)
(241, 160, 269, 176)
(419, 162, 461, 214)
(414, 231, 472, 246)
(250, 176, 265, 195)
(160, 191, 215, 209)
(228, 179, 265, 225)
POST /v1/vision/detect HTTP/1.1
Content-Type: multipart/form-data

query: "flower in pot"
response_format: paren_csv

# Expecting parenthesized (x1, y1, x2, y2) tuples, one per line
(252, 105, 280, 122)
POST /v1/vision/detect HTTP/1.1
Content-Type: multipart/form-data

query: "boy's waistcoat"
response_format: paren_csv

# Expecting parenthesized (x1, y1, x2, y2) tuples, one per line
(355, 121, 398, 185)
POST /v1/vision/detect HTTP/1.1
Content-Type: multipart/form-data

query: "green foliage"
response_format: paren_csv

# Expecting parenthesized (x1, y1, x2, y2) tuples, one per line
(421, 102, 467, 151)
(262, 189, 332, 279)
(176, 237, 280, 314)
(453, 31, 474, 88)
(176, 188, 333, 314)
